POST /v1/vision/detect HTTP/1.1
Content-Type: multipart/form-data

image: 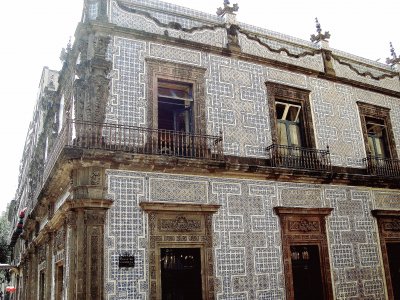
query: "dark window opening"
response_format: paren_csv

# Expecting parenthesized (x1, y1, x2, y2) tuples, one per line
(56, 265, 64, 300)
(39, 271, 45, 300)
(161, 248, 202, 300)
(387, 242, 400, 300)
(366, 117, 388, 158)
(276, 101, 303, 147)
(291, 245, 324, 300)
(158, 80, 194, 133)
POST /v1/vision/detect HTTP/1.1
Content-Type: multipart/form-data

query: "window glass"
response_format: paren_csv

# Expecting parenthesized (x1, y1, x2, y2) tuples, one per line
(276, 101, 302, 147)
(366, 118, 387, 157)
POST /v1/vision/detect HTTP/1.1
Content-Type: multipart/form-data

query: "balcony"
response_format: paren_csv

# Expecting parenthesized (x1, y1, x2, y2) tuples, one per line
(363, 154, 400, 177)
(33, 119, 223, 206)
(68, 120, 223, 158)
(266, 144, 331, 172)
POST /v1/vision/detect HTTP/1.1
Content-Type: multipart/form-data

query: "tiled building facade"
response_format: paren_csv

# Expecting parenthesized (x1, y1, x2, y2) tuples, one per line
(7, 0, 400, 299)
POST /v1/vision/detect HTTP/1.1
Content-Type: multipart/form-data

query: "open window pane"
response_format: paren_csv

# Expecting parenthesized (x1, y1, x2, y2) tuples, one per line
(158, 79, 193, 133)
(276, 101, 303, 147)
(289, 123, 301, 147)
(366, 117, 387, 158)
(158, 80, 193, 101)
(278, 122, 288, 145)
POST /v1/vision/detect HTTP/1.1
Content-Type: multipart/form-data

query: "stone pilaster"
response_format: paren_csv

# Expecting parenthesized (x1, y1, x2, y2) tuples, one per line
(66, 211, 77, 300)
(76, 209, 86, 299)
(84, 209, 107, 299)
(30, 247, 38, 300)
(45, 232, 53, 300)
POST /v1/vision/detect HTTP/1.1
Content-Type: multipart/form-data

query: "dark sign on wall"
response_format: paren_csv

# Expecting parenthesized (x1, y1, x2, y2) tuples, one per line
(118, 254, 135, 268)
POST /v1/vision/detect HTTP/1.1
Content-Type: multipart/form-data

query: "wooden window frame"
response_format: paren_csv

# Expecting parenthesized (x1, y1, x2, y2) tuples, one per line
(266, 82, 316, 148)
(274, 207, 334, 300)
(147, 59, 207, 135)
(357, 102, 397, 159)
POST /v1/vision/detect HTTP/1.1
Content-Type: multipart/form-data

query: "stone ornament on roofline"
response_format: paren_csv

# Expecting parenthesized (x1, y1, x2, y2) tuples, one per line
(216, 0, 239, 17)
(386, 42, 400, 66)
(310, 18, 331, 43)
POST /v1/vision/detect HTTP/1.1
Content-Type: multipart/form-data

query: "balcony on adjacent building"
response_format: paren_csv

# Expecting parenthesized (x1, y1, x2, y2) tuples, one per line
(266, 144, 331, 172)
(363, 154, 400, 177)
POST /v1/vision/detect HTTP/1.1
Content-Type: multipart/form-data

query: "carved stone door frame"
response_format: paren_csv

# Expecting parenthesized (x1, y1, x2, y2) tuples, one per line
(372, 209, 400, 300)
(274, 207, 334, 300)
(140, 202, 220, 300)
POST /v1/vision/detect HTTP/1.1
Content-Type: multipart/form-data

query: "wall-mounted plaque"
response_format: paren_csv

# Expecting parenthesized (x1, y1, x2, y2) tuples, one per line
(118, 254, 135, 268)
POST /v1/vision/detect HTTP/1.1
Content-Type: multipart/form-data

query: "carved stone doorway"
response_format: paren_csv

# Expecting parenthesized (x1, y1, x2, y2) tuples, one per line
(274, 207, 333, 300)
(372, 210, 400, 300)
(140, 202, 220, 300)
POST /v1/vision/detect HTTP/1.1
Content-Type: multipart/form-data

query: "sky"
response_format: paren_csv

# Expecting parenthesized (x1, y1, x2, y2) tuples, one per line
(0, 0, 399, 213)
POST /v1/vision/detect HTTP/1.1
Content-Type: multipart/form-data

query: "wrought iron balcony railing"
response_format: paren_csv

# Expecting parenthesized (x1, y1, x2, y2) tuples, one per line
(363, 154, 400, 177)
(266, 144, 331, 172)
(40, 119, 224, 193)
(69, 120, 223, 159)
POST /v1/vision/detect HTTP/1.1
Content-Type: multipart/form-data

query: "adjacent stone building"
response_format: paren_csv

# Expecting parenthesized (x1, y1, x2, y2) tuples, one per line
(7, 0, 400, 299)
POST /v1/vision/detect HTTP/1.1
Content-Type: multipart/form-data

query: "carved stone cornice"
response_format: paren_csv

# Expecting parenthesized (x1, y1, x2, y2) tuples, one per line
(383, 219, 400, 231)
(289, 219, 319, 232)
(158, 216, 202, 232)
(140, 202, 220, 214)
(274, 207, 333, 217)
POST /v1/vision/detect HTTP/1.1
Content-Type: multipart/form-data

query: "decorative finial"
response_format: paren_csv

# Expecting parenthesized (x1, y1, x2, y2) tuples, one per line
(315, 18, 322, 35)
(67, 37, 72, 51)
(217, 0, 239, 17)
(386, 42, 400, 65)
(310, 17, 331, 43)
(60, 38, 72, 63)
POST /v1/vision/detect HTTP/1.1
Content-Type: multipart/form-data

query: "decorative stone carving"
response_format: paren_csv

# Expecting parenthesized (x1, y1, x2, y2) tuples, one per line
(72, 167, 104, 199)
(310, 18, 330, 43)
(84, 210, 106, 225)
(159, 216, 201, 232)
(90, 169, 101, 185)
(275, 207, 333, 300)
(55, 228, 65, 251)
(289, 219, 319, 232)
(386, 42, 400, 66)
(65, 212, 77, 226)
(216, 0, 239, 17)
(74, 35, 111, 125)
(140, 202, 220, 300)
(383, 219, 400, 231)
(226, 24, 240, 51)
(38, 245, 46, 263)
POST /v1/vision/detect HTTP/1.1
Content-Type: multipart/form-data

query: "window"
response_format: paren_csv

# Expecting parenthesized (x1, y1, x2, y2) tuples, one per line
(276, 101, 303, 147)
(266, 82, 315, 149)
(39, 270, 45, 300)
(55, 264, 64, 300)
(147, 59, 206, 135)
(158, 79, 194, 133)
(358, 102, 395, 159)
(366, 117, 387, 158)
